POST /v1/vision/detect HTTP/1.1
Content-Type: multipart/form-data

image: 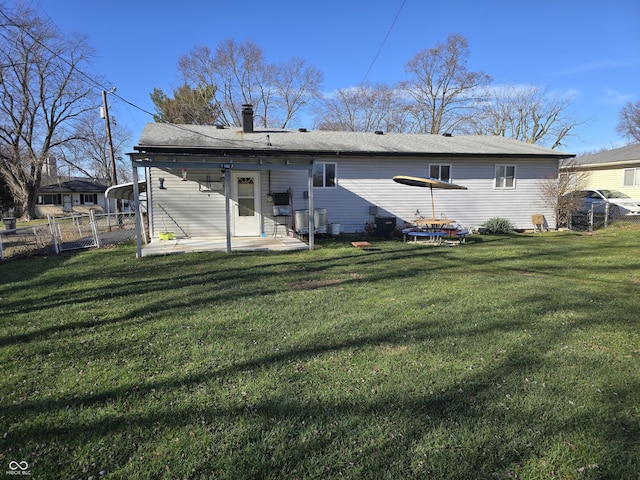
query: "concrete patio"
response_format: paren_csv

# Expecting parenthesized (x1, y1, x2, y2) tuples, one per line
(141, 236, 308, 256)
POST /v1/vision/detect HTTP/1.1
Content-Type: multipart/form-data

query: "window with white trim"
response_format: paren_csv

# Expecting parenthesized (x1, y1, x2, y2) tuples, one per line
(37, 194, 62, 205)
(429, 164, 451, 182)
(495, 164, 516, 189)
(80, 193, 98, 205)
(313, 162, 337, 188)
(623, 168, 640, 186)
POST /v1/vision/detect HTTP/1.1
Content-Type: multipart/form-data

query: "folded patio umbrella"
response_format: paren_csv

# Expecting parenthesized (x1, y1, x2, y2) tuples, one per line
(393, 175, 467, 219)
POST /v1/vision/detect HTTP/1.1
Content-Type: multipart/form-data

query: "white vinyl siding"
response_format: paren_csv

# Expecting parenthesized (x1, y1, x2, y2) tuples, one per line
(148, 157, 559, 236)
(305, 157, 556, 232)
(583, 166, 640, 200)
(148, 168, 228, 238)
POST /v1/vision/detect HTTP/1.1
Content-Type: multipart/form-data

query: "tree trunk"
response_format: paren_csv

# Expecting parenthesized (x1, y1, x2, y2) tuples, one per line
(13, 180, 39, 221)
(23, 187, 39, 220)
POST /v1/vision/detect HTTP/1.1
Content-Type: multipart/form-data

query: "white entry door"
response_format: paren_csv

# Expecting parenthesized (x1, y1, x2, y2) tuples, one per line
(231, 172, 261, 236)
(63, 194, 73, 212)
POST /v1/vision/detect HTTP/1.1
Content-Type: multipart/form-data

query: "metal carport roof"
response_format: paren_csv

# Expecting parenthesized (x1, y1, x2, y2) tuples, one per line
(105, 180, 146, 200)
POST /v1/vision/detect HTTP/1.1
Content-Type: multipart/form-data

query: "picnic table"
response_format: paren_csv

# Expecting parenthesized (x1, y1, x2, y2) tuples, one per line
(414, 218, 455, 228)
(403, 219, 468, 244)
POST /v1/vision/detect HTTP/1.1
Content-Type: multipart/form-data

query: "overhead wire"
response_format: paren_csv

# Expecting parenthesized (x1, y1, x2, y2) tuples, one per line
(359, 0, 407, 86)
(0, 7, 255, 149)
(3, 2, 407, 149)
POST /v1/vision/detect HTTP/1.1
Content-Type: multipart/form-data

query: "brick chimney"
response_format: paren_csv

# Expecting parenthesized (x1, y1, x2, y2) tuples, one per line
(241, 104, 254, 133)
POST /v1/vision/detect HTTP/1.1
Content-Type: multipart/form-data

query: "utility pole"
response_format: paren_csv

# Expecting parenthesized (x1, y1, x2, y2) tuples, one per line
(101, 90, 118, 186)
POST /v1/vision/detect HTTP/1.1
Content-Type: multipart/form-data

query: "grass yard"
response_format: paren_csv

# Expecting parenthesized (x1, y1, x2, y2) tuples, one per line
(1, 226, 639, 479)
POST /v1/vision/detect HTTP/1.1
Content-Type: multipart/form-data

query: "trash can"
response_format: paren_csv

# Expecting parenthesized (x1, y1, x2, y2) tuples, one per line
(314, 208, 327, 234)
(330, 223, 341, 236)
(294, 209, 309, 234)
(2, 217, 16, 230)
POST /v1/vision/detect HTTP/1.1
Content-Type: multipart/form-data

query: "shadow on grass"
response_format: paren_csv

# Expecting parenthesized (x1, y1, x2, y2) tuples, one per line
(2, 231, 639, 478)
(5, 320, 636, 478)
(4, 290, 639, 479)
(2, 232, 638, 347)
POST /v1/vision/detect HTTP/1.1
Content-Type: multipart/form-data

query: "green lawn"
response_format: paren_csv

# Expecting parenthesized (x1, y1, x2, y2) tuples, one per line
(1, 227, 639, 479)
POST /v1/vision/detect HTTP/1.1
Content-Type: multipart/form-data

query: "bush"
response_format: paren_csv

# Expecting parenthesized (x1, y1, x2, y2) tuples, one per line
(482, 217, 514, 234)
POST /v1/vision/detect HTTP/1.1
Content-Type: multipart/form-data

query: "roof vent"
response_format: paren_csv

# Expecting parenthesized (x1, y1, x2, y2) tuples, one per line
(298, 128, 307, 132)
(241, 104, 254, 133)
(442, 132, 452, 137)
(374, 130, 384, 135)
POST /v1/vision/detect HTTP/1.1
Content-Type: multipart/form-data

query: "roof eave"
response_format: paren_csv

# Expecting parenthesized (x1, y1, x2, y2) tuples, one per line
(132, 145, 572, 160)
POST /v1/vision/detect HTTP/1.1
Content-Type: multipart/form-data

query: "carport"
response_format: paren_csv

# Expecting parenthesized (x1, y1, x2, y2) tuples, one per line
(127, 158, 316, 258)
(127, 107, 320, 258)
(104, 180, 147, 214)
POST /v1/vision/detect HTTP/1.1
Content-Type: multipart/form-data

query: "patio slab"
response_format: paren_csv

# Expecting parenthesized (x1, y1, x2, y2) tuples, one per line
(141, 236, 308, 256)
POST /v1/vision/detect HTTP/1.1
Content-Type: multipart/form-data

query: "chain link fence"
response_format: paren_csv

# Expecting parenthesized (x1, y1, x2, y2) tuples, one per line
(1, 212, 140, 261)
(567, 203, 640, 232)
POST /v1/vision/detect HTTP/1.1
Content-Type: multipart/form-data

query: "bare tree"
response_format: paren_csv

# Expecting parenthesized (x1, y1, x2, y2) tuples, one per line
(0, 3, 98, 219)
(59, 108, 132, 184)
(272, 57, 322, 129)
(401, 34, 492, 134)
(0, 169, 14, 214)
(538, 157, 588, 228)
(314, 83, 409, 132)
(176, 39, 322, 128)
(468, 85, 578, 149)
(616, 100, 640, 143)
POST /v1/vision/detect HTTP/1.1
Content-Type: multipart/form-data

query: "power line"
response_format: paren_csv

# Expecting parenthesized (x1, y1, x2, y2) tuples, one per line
(360, 0, 407, 85)
(0, 8, 253, 149)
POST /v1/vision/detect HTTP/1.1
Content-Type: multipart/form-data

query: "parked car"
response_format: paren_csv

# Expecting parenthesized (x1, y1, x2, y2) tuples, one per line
(564, 189, 640, 218)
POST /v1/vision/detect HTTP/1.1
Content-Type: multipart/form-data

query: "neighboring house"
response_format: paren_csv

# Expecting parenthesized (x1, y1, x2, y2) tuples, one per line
(562, 143, 640, 198)
(37, 179, 113, 217)
(128, 106, 574, 249)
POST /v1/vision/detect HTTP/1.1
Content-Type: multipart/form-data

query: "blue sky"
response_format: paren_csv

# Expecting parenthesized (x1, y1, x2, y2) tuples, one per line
(27, 0, 640, 155)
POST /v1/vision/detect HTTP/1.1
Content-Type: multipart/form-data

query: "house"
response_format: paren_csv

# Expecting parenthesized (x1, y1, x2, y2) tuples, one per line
(37, 179, 114, 217)
(128, 105, 574, 255)
(562, 143, 640, 197)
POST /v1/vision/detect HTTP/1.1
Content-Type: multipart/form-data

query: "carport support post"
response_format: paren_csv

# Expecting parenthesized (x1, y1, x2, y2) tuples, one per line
(132, 164, 143, 258)
(225, 168, 231, 253)
(308, 166, 315, 250)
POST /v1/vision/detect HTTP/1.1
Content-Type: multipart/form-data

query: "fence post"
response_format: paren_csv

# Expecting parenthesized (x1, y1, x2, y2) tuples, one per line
(604, 202, 610, 228)
(90, 210, 101, 248)
(48, 216, 60, 255)
(0, 233, 4, 260)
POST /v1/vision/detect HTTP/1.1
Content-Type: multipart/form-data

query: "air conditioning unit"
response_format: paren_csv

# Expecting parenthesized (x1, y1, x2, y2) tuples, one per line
(273, 205, 292, 216)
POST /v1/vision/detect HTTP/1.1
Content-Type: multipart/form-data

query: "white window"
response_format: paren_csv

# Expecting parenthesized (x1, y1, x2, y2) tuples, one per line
(80, 194, 97, 205)
(37, 194, 62, 205)
(495, 165, 516, 189)
(623, 168, 640, 187)
(313, 162, 337, 188)
(429, 164, 451, 182)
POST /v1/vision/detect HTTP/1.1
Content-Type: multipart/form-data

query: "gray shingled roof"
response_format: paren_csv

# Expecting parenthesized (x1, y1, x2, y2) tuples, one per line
(40, 180, 107, 194)
(574, 143, 640, 166)
(135, 123, 573, 158)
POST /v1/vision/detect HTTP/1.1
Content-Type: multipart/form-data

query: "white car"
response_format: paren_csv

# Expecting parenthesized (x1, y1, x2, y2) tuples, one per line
(568, 189, 640, 217)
